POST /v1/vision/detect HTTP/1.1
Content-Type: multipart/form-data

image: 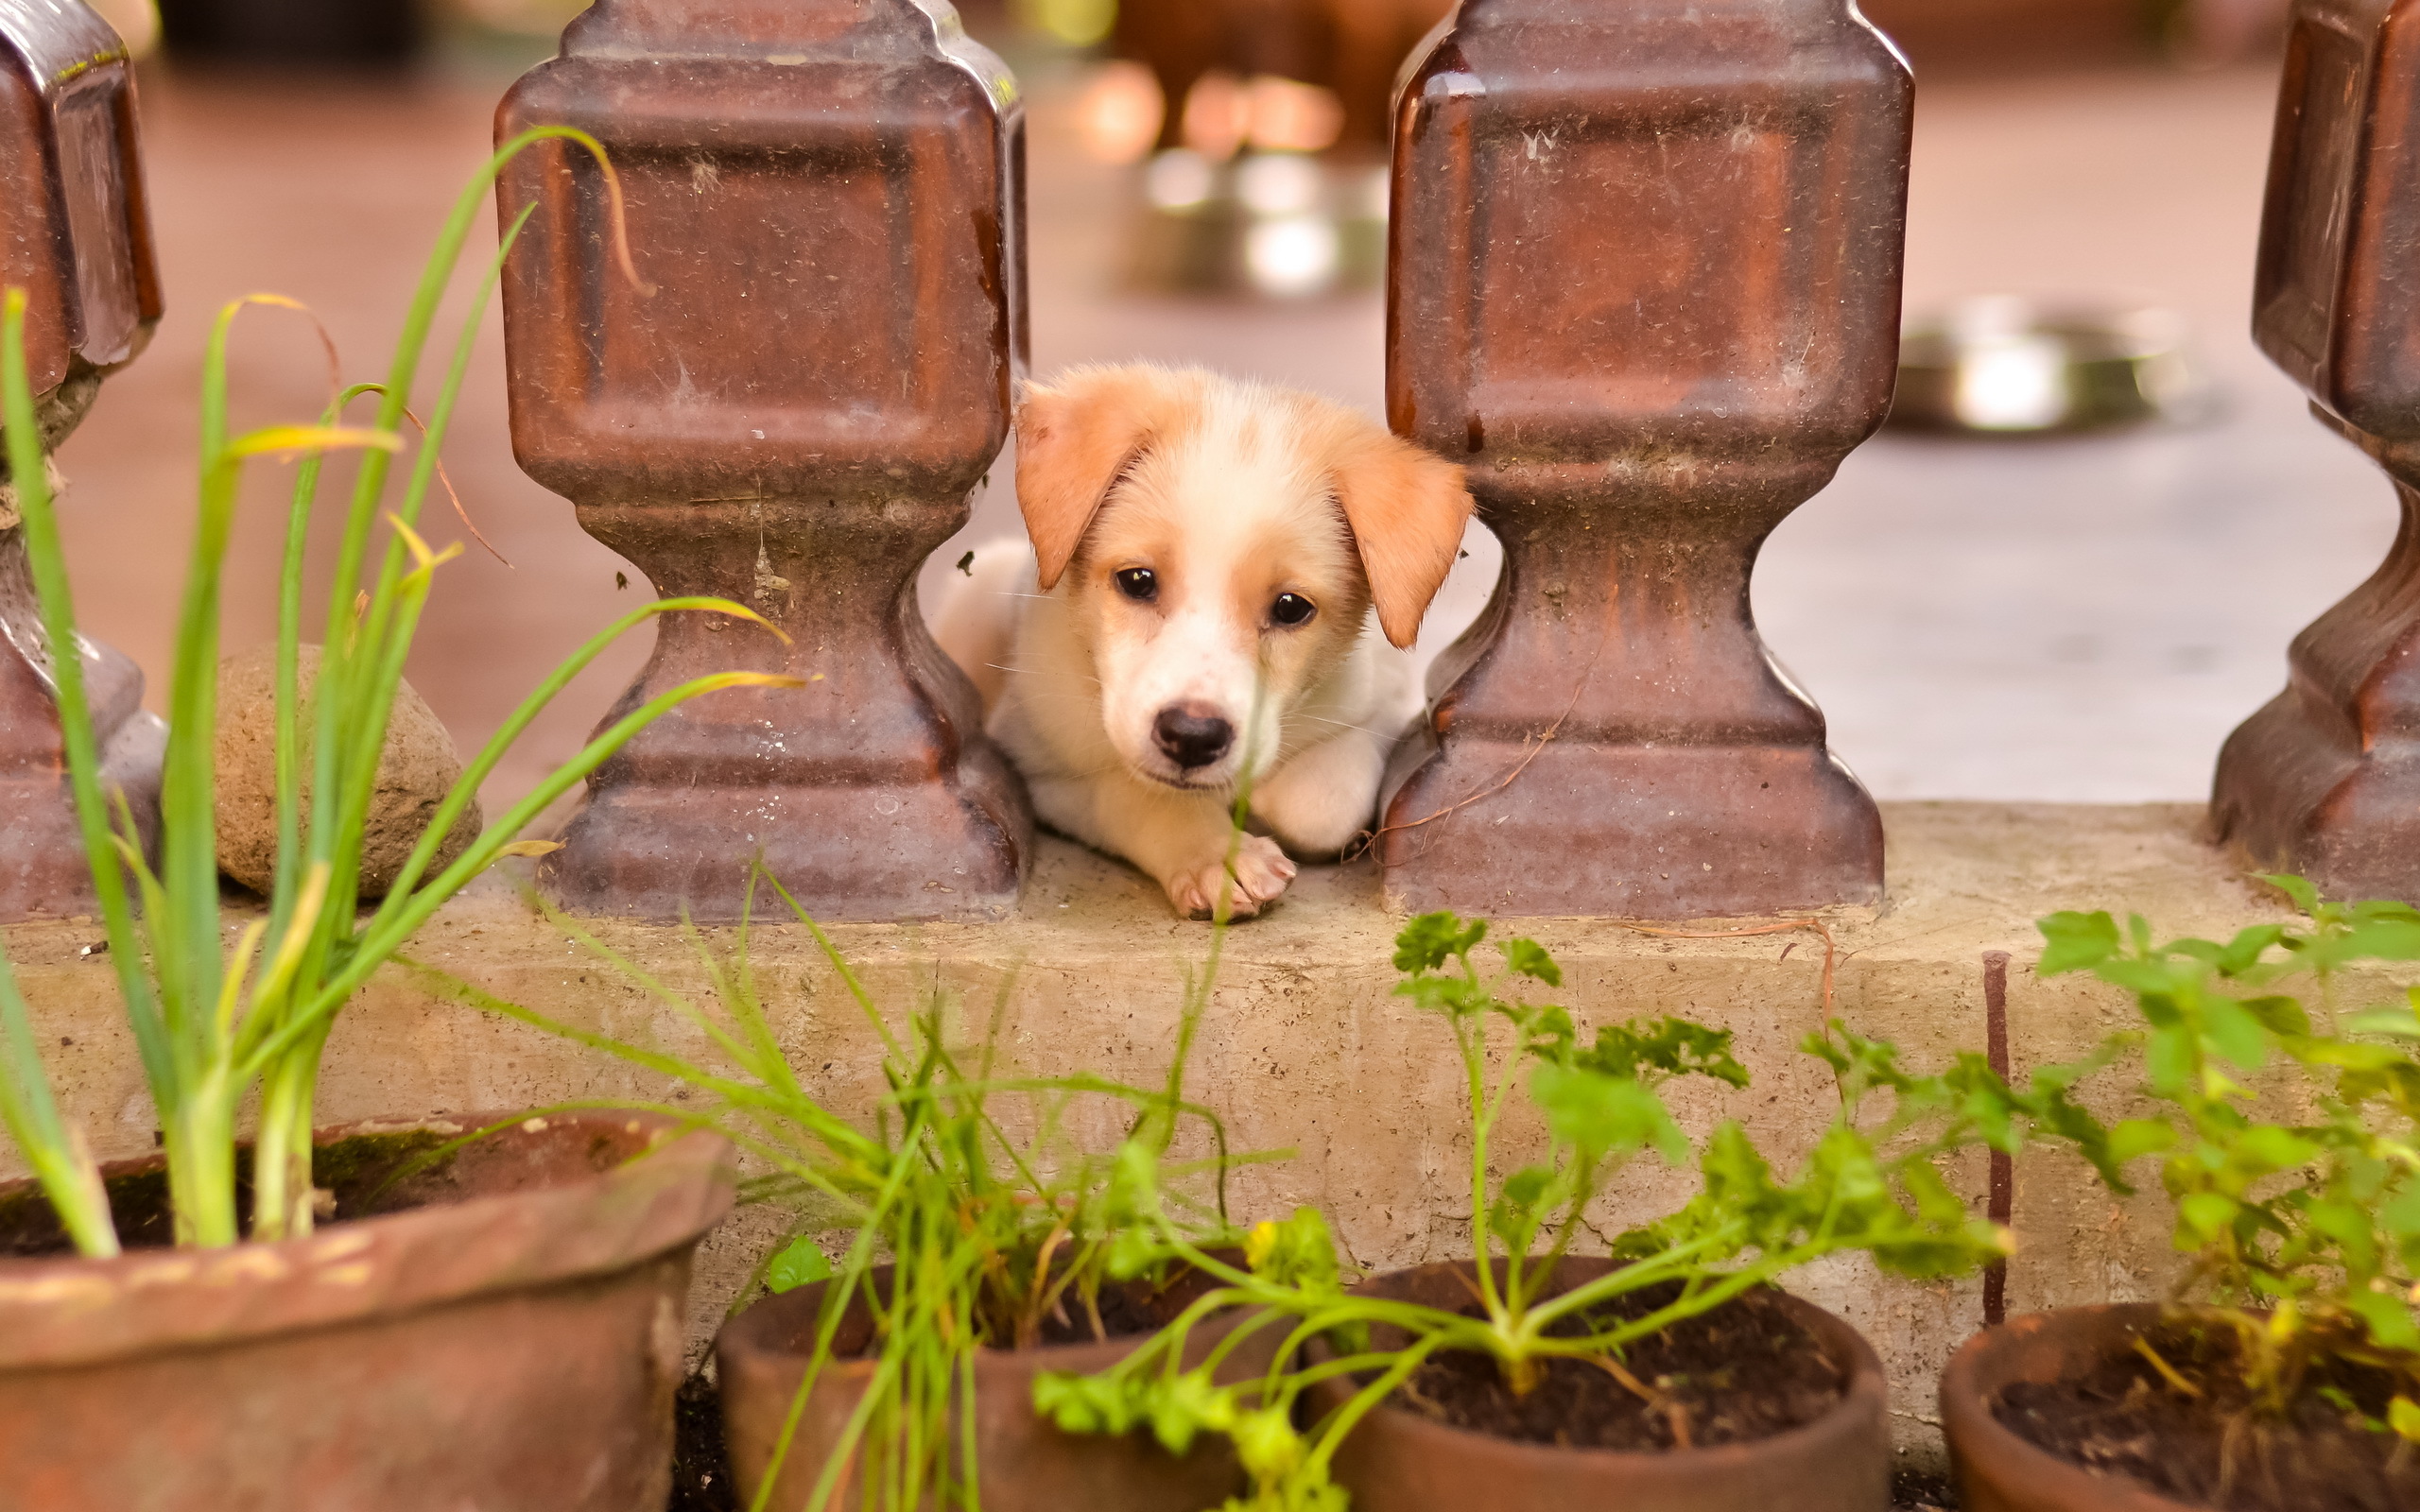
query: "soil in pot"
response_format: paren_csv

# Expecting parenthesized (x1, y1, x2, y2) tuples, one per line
(1308, 1259, 1891, 1512)
(718, 1257, 1273, 1512)
(670, 1371, 738, 1512)
(1993, 1316, 2420, 1512)
(0, 1126, 458, 1254)
(1384, 1280, 1846, 1452)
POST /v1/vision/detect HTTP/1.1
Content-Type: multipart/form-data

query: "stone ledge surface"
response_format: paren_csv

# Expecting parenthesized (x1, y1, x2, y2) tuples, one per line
(8, 800, 2406, 1473)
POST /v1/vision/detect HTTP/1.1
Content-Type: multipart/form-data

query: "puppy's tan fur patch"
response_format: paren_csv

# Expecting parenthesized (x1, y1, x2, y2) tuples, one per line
(932, 364, 1471, 919)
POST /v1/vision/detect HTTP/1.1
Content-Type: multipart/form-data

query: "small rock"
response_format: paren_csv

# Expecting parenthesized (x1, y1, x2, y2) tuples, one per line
(214, 644, 480, 901)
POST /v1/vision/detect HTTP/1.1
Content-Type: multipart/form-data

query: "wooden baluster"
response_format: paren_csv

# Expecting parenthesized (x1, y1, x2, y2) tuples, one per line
(496, 0, 1031, 923)
(0, 2, 164, 922)
(2212, 0, 2420, 900)
(1379, 0, 1907, 918)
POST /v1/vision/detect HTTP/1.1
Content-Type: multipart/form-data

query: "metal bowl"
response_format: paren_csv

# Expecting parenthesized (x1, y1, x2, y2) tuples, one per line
(1890, 297, 2211, 436)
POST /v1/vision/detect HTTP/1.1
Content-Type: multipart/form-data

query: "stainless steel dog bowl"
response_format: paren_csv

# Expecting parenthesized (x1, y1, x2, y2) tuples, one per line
(1890, 297, 2210, 435)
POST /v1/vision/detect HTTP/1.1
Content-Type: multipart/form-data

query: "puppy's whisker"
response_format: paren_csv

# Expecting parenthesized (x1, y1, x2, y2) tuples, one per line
(985, 662, 1105, 688)
(1294, 713, 1392, 738)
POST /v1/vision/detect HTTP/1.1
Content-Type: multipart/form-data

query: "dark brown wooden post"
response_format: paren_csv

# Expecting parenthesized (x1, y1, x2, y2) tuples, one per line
(0, 1, 164, 923)
(496, 0, 1031, 923)
(2212, 0, 2420, 901)
(1378, 0, 1908, 919)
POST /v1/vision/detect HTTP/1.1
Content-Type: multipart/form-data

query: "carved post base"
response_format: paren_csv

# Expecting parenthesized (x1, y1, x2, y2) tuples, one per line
(0, 529, 164, 921)
(1381, 0, 1908, 920)
(539, 499, 1029, 924)
(1378, 471, 1883, 919)
(498, 0, 1029, 923)
(2210, 429, 2420, 900)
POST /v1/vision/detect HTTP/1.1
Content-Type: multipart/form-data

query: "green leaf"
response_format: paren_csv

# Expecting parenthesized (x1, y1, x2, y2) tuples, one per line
(1229, 1405, 1306, 1483)
(2238, 995, 2309, 1036)
(1502, 937, 1561, 987)
(1246, 1207, 1342, 1293)
(1145, 1369, 1236, 1456)
(2215, 927, 2290, 977)
(2294, 1040, 2408, 1072)
(1582, 1017, 1750, 1089)
(1498, 1164, 1554, 1213)
(2146, 1023, 2196, 1097)
(2389, 1396, 2420, 1444)
(764, 1235, 833, 1294)
(2378, 1182, 2420, 1239)
(2107, 1119, 2176, 1165)
(1897, 1157, 1971, 1228)
(1521, 1005, 1578, 1059)
(1033, 1370, 1147, 1437)
(1394, 913, 1485, 974)
(2232, 1125, 2319, 1174)
(1393, 972, 1482, 1017)
(1106, 1224, 1168, 1281)
(2179, 1191, 2238, 1244)
(1531, 1062, 1685, 1164)
(2037, 911, 2121, 975)
(2099, 957, 2190, 997)
(2338, 919, 2420, 962)
(2200, 997, 2270, 1071)
(2343, 1288, 2420, 1352)
(2257, 873, 2322, 918)
(2346, 1004, 2420, 1040)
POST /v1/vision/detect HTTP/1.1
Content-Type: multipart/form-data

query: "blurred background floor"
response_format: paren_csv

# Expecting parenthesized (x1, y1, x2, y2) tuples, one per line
(48, 47, 2386, 816)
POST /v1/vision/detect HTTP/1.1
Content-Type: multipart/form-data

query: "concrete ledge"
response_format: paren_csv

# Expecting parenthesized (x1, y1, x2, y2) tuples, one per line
(9, 801, 2408, 1473)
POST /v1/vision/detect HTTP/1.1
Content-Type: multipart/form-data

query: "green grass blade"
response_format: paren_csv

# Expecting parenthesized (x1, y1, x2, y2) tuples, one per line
(0, 945, 117, 1256)
(365, 595, 782, 928)
(305, 126, 631, 909)
(247, 669, 804, 1074)
(270, 382, 388, 941)
(0, 291, 166, 1102)
(318, 206, 535, 919)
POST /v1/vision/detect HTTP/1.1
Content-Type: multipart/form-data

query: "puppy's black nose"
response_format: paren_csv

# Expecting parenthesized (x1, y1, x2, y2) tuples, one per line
(1153, 704, 1234, 770)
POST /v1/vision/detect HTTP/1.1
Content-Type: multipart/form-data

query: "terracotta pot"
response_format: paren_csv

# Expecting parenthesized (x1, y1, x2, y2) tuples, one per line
(718, 1258, 1277, 1512)
(1940, 1304, 2195, 1512)
(0, 1109, 734, 1512)
(1302, 1258, 1892, 1512)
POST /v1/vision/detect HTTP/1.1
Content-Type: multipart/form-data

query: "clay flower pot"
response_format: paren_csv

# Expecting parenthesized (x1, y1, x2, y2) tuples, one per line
(717, 1258, 1277, 1512)
(1302, 1258, 1893, 1512)
(0, 1109, 733, 1512)
(1940, 1304, 2196, 1512)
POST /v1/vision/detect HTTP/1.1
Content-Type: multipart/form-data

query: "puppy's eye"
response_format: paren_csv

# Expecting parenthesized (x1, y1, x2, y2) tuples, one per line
(1270, 593, 1316, 627)
(1114, 567, 1158, 603)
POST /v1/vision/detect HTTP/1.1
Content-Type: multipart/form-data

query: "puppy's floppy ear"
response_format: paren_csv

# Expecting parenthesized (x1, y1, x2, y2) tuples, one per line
(1326, 425, 1475, 650)
(1014, 366, 1201, 591)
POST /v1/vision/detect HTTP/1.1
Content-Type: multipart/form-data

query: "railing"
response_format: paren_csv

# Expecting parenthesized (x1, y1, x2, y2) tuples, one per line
(1374, 0, 1907, 919)
(493, 0, 1032, 924)
(0, 3, 163, 921)
(2210, 0, 2420, 901)
(2, 0, 2414, 925)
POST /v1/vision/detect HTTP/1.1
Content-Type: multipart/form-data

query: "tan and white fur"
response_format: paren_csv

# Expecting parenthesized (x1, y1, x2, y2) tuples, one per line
(930, 365, 1472, 919)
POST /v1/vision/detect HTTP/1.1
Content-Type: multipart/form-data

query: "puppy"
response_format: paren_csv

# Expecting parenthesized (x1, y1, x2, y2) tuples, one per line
(931, 365, 1472, 919)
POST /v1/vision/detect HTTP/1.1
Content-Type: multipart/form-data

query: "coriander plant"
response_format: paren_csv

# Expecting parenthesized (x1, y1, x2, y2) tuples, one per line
(2036, 878, 2420, 1424)
(1037, 913, 2118, 1511)
(0, 130, 793, 1256)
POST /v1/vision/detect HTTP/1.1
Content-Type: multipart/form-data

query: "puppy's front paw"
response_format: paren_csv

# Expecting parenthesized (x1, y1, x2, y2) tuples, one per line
(1165, 835, 1297, 920)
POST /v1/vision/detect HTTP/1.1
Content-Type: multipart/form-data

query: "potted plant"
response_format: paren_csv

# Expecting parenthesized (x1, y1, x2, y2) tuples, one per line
(1038, 912, 2120, 1511)
(435, 860, 1285, 1512)
(0, 129, 790, 1510)
(1941, 881, 2420, 1512)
